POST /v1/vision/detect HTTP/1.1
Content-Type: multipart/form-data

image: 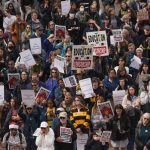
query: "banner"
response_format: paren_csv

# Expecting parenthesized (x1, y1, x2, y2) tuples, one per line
(0, 85, 4, 105)
(98, 101, 114, 119)
(79, 78, 94, 99)
(35, 87, 50, 103)
(8, 73, 20, 89)
(72, 45, 93, 70)
(60, 127, 72, 143)
(20, 49, 36, 67)
(113, 90, 126, 106)
(21, 90, 35, 106)
(112, 29, 123, 42)
(86, 31, 109, 56)
(29, 38, 41, 54)
(54, 55, 65, 73)
(61, 0, 70, 15)
(55, 25, 66, 41)
(63, 75, 77, 87)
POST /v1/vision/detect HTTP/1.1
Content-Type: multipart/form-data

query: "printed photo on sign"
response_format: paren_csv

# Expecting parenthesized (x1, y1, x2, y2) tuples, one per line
(63, 75, 77, 87)
(98, 101, 114, 119)
(21, 90, 35, 106)
(55, 25, 66, 41)
(112, 29, 123, 42)
(8, 73, 20, 89)
(72, 45, 93, 70)
(60, 127, 72, 143)
(86, 31, 109, 56)
(35, 87, 50, 104)
(29, 38, 42, 54)
(100, 131, 112, 143)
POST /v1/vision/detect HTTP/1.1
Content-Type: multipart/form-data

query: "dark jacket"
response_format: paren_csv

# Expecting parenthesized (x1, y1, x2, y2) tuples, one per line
(54, 121, 77, 150)
(107, 115, 130, 141)
(135, 123, 150, 150)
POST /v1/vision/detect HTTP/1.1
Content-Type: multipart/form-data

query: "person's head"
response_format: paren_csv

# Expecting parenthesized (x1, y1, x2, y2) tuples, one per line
(8, 60, 15, 70)
(64, 35, 71, 44)
(59, 112, 68, 125)
(117, 67, 127, 77)
(16, 12, 21, 21)
(90, 4, 97, 12)
(140, 63, 149, 74)
(79, 4, 85, 12)
(31, 73, 39, 82)
(26, 24, 31, 32)
(141, 113, 150, 126)
(108, 8, 115, 16)
(119, 78, 126, 87)
(96, 95, 104, 105)
(0, 48, 4, 57)
(144, 25, 150, 36)
(69, 11, 75, 19)
(7, 41, 15, 51)
(75, 69, 83, 80)
(48, 21, 55, 30)
(40, 121, 49, 134)
(92, 77, 99, 90)
(58, 78, 65, 88)
(118, 57, 126, 66)
(121, 1, 128, 10)
(62, 87, 70, 97)
(47, 99, 54, 108)
(66, 46, 72, 54)
(108, 68, 116, 78)
(31, 79, 39, 91)
(50, 67, 59, 78)
(26, 106, 33, 114)
(9, 124, 19, 136)
(70, 2, 77, 12)
(35, 25, 43, 36)
(136, 48, 143, 58)
(74, 95, 85, 107)
(31, 11, 38, 20)
(128, 86, 136, 96)
(114, 104, 125, 117)
(128, 43, 135, 52)
(64, 91, 72, 103)
(65, 52, 72, 62)
(21, 71, 28, 81)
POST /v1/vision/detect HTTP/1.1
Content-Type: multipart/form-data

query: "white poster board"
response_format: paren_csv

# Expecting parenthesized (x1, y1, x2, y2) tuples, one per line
(72, 45, 93, 70)
(20, 49, 36, 67)
(86, 31, 109, 56)
(21, 90, 35, 106)
(54, 55, 65, 73)
(79, 78, 94, 99)
(61, 1, 70, 15)
(60, 127, 72, 143)
(113, 90, 126, 106)
(29, 38, 41, 54)
(0, 85, 4, 105)
(63, 75, 77, 87)
(130, 55, 142, 70)
(100, 131, 112, 143)
(77, 133, 88, 150)
(112, 29, 123, 42)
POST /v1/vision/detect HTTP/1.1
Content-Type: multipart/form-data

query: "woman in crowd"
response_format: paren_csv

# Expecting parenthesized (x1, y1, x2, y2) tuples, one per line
(135, 113, 150, 150)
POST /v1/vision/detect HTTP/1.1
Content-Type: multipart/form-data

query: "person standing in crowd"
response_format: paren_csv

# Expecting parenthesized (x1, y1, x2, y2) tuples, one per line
(2, 123, 27, 150)
(36, 121, 55, 150)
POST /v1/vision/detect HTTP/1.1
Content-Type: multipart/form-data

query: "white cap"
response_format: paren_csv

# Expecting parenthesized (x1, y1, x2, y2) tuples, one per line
(59, 112, 67, 118)
(56, 107, 65, 112)
(9, 124, 19, 130)
(40, 121, 48, 128)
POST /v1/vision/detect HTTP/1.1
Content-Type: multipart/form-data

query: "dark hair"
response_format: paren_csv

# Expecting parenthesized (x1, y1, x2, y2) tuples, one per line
(139, 63, 150, 74)
(127, 85, 137, 100)
(114, 104, 125, 117)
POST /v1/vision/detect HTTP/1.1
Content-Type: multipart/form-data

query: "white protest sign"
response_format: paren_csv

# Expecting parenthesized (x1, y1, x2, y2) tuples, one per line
(130, 55, 142, 70)
(77, 133, 88, 150)
(29, 38, 41, 54)
(79, 78, 94, 99)
(112, 29, 123, 42)
(54, 55, 65, 73)
(55, 25, 66, 41)
(20, 49, 36, 67)
(63, 75, 77, 87)
(0, 85, 4, 105)
(86, 31, 109, 56)
(21, 90, 35, 106)
(110, 35, 116, 46)
(100, 131, 112, 143)
(113, 90, 126, 106)
(72, 45, 93, 70)
(60, 127, 72, 143)
(61, 1, 70, 15)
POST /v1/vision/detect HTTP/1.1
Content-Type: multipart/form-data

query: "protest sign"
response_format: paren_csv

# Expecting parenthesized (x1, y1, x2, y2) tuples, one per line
(112, 29, 123, 42)
(29, 38, 41, 54)
(8, 73, 20, 89)
(137, 9, 149, 21)
(79, 78, 94, 99)
(86, 31, 109, 56)
(54, 55, 65, 73)
(130, 55, 142, 70)
(77, 133, 88, 150)
(110, 35, 116, 46)
(20, 49, 36, 67)
(0, 85, 4, 105)
(61, 0, 70, 15)
(35, 87, 50, 103)
(98, 101, 114, 119)
(60, 127, 72, 143)
(113, 90, 126, 106)
(55, 25, 66, 41)
(100, 131, 112, 143)
(21, 90, 35, 106)
(63, 75, 77, 87)
(72, 45, 93, 70)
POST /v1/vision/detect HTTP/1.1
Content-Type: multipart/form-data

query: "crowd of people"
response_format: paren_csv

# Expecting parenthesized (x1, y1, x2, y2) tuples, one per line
(0, 0, 150, 150)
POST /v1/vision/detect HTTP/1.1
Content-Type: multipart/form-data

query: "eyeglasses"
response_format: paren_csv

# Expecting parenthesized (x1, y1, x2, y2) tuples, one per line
(60, 117, 65, 120)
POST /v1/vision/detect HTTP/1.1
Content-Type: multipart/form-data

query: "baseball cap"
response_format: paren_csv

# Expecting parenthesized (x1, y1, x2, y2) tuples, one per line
(9, 124, 19, 130)
(59, 112, 67, 118)
(40, 121, 48, 128)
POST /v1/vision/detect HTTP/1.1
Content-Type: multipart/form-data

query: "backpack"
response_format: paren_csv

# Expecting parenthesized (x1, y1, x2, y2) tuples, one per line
(5, 132, 23, 150)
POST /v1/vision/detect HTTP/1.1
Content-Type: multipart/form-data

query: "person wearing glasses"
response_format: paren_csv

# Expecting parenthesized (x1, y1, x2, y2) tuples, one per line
(135, 113, 150, 150)
(54, 111, 77, 150)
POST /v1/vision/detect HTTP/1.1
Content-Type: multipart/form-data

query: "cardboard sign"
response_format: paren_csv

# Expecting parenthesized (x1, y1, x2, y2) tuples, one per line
(61, 0, 70, 15)
(60, 127, 72, 143)
(54, 55, 65, 73)
(8, 73, 20, 89)
(72, 45, 93, 70)
(63, 75, 77, 87)
(30, 38, 41, 54)
(55, 25, 66, 41)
